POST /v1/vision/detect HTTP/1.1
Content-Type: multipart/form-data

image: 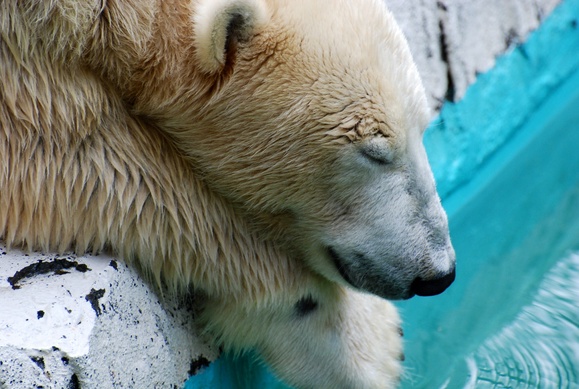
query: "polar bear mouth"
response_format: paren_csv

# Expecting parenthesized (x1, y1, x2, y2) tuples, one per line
(326, 246, 455, 300)
(327, 246, 358, 288)
(326, 246, 412, 300)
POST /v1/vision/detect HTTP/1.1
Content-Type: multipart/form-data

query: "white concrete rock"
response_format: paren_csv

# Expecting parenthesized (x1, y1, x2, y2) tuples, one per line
(0, 245, 218, 389)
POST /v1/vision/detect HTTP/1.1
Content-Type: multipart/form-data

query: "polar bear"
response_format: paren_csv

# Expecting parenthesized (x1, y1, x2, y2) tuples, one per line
(0, 0, 455, 387)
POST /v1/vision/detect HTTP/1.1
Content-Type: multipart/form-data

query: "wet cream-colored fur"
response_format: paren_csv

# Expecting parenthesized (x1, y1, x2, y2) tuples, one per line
(1, 0, 455, 387)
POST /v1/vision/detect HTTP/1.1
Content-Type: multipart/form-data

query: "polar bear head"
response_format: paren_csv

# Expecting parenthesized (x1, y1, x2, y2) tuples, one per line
(124, 0, 456, 300)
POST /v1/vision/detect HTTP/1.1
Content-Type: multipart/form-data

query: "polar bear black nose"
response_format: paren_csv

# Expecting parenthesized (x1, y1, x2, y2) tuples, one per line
(410, 268, 456, 297)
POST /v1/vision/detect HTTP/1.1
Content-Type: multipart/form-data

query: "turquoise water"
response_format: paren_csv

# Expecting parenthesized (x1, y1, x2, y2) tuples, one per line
(397, 1, 579, 385)
(398, 67, 579, 388)
(186, 1, 579, 387)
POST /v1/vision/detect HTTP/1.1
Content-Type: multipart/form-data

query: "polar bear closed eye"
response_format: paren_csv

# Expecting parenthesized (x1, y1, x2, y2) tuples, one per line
(1, 0, 454, 387)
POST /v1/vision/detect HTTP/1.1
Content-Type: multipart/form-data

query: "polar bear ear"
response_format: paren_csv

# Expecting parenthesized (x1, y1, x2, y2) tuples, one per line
(194, 0, 268, 74)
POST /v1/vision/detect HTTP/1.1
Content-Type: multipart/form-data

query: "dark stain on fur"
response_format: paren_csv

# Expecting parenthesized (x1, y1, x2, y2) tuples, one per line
(398, 327, 404, 337)
(294, 295, 318, 318)
(7, 258, 91, 289)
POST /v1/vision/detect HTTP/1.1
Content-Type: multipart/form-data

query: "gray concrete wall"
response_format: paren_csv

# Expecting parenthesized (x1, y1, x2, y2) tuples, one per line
(386, 0, 561, 113)
(0, 0, 562, 387)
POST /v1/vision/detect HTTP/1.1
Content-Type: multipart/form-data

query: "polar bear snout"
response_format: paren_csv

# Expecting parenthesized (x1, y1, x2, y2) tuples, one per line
(410, 267, 456, 297)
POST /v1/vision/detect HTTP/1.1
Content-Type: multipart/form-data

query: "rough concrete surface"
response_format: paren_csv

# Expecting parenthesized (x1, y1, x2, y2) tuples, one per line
(0, 0, 564, 388)
(0, 244, 218, 389)
(424, 0, 579, 200)
(386, 0, 561, 113)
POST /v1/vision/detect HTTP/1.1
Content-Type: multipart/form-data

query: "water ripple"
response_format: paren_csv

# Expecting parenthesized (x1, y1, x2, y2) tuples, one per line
(465, 252, 579, 388)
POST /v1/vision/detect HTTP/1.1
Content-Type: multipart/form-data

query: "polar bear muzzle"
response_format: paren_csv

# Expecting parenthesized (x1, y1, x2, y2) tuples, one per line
(327, 246, 456, 300)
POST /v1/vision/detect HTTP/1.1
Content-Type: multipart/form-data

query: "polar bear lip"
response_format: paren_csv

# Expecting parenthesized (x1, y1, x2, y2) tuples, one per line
(326, 246, 415, 300)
